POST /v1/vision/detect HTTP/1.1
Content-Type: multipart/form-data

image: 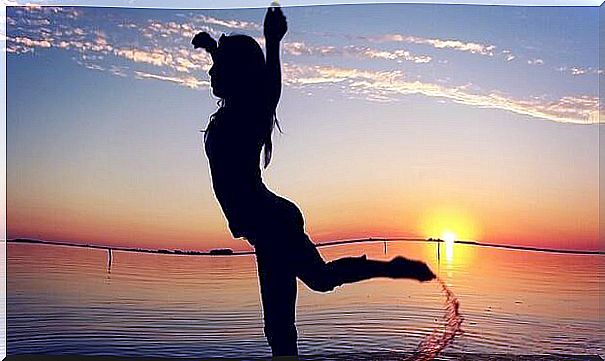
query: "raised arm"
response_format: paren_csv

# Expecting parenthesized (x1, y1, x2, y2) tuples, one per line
(264, 6, 288, 112)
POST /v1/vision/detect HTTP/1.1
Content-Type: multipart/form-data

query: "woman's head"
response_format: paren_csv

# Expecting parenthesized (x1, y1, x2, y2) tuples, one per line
(209, 34, 267, 102)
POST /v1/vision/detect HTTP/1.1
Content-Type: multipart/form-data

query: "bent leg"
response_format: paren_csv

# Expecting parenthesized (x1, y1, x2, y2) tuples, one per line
(294, 235, 434, 292)
(298, 254, 392, 292)
(256, 252, 299, 357)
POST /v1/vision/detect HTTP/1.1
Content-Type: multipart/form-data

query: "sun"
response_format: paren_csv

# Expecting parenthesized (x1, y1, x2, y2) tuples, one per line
(420, 206, 479, 244)
(442, 231, 456, 245)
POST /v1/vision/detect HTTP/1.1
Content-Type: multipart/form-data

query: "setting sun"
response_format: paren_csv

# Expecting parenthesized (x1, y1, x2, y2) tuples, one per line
(442, 232, 457, 244)
(420, 207, 481, 246)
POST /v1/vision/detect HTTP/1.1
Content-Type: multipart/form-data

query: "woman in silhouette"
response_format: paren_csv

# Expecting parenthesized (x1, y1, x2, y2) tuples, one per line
(192, 6, 435, 357)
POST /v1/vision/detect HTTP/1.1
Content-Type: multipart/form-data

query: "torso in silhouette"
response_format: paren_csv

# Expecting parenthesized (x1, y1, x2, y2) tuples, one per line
(204, 106, 304, 243)
(194, 10, 437, 356)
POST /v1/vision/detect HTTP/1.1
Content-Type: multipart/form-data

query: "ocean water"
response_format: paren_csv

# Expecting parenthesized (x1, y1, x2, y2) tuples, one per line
(6, 242, 604, 358)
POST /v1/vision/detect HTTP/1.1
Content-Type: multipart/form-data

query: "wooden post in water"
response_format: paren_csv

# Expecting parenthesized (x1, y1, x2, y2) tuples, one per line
(437, 240, 441, 262)
(383, 241, 387, 255)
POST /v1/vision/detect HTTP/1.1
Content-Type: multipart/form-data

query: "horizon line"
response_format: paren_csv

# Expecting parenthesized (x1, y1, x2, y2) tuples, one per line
(6, 237, 604, 256)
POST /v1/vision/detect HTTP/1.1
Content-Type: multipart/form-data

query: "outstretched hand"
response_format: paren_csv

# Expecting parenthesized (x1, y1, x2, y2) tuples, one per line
(264, 5, 288, 43)
(192, 32, 217, 54)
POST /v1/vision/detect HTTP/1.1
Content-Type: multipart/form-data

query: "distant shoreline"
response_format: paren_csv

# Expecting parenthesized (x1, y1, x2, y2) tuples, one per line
(6, 237, 604, 256)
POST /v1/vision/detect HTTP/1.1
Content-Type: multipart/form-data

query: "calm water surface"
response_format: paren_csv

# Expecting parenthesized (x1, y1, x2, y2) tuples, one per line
(7, 242, 604, 358)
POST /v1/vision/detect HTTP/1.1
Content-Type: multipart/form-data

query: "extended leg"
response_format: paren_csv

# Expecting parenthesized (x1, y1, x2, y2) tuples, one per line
(256, 252, 299, 357)
(297, 253, 393, 292)
(294, 235, 434, 292)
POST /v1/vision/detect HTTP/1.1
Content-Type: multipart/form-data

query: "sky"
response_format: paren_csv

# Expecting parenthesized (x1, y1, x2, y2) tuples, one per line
(4, 3, 603, 251)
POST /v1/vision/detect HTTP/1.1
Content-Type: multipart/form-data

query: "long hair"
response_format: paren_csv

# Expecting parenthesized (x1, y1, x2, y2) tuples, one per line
(205, 34, 280, 168)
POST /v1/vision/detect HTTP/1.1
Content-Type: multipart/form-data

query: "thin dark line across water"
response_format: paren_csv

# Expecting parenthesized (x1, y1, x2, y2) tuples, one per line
(6, 237, 604, 256)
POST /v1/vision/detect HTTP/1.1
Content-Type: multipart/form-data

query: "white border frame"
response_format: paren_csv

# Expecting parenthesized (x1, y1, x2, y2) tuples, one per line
(1, 1, 603, 359)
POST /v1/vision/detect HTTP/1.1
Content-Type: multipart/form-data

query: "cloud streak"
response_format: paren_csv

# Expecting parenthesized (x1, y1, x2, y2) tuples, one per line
(282, 42, 432, 64)
(195, 15, 261, 31)
(557, 66, 603, 76)
(365, 33, 497, 56)
(284, 64, 600, 125)
(134, 71, 209, 89)
(6, 6, 601, 125)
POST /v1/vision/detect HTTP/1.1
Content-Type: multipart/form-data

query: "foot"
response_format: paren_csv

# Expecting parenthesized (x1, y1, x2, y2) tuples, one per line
(388, 256, 436, 282)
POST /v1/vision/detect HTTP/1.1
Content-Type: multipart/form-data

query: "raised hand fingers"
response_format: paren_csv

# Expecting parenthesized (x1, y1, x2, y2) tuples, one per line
(264, 4, 288, 41)
(272, 5, 285, 17)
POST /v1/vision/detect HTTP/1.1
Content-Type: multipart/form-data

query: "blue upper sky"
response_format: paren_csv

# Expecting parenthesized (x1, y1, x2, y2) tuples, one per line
(5, 4, 601, 118)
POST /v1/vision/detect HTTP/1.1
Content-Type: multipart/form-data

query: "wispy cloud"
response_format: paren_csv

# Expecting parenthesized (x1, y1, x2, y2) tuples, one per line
(365, 33, 497, 56)
(114, 47, 207, 72)
(282, 42, 432, 64)
(195, 15, 261, 31)
(6, 6, 601, 125)
(357, 47, 432, 63)
(502, 50, 515, 62)
(284, 64, 600, 125)
(557, 66, 603, 76)
(6, 35, 51, 53)
(527, 58, 544, 65)
(134, 71, 209, 89)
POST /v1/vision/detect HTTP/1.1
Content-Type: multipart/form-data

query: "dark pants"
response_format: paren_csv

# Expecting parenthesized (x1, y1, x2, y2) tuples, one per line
(252, 232, 395, 357)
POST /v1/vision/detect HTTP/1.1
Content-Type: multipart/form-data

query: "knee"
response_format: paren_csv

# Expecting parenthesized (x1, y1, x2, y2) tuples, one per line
(306, 278, 336, 293)
(302, 257, 368, 292)
(302, 266, 338, 293)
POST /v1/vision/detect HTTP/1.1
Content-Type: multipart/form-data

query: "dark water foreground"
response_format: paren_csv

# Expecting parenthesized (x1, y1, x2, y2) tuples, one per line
(7, 242, 604, 358)
(4, 353, 604, 360)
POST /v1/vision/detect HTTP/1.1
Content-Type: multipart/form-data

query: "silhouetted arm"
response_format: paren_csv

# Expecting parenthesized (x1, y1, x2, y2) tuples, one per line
(265, 38, 282, 111)
(264, 6, 288, 111)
